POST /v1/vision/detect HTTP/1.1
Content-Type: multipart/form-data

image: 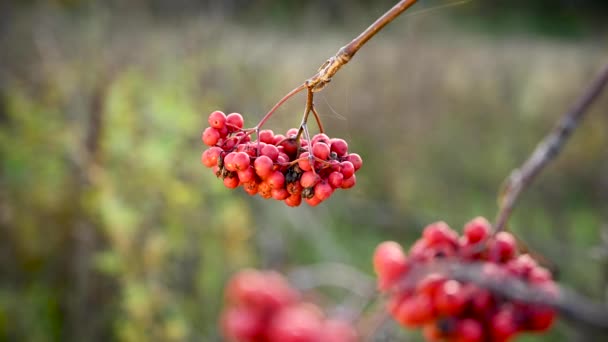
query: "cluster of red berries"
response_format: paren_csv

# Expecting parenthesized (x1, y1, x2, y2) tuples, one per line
(200, 111, 362, 206)
(221, 269, 359, 342)
(373, 217, 557, 342)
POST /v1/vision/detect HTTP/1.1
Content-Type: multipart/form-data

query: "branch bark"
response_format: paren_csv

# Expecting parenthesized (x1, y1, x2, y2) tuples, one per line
(494, 62, 608, 232)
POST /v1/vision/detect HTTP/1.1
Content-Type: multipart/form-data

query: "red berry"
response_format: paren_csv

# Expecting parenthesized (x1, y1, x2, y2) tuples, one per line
(202, 127, 221, 146)
(267, 171, 286, 190)
(271, 188, 290, 200)
(223, 152, 237, 171)
(373, 241, 409, 291)
(258, 181, 272, 199)
(269, 133, 284, 145)
(464, 216, 491, 243)
(226, 113, 244, 132)
(311, 133, 330, 145)
(527, 306, 555, 331)
(261, 144, 280, 161)
(328, 171, 344, 188)
(298, 152, 313, 172)
(268, 304, 323, 342)
(422, 221, 458, 247)
(455, 319, 484, 342)
(490, 232, 517, 262)
(394, 294, 435, 327)
(286, 128, 299, 137)
(339, 161, 355, 179)
(223, 176, 239, 189)
(220, 306, 264, 341)
(312, 142, 331, 160)
(305, 196, 322, 207)
(242, 181, 258, 195)
(346, 153, 362, 171)
(232, 152, 251, 171)
(208, 110, 226, 129)
(237, 167, 255, 183)
(340, 175, 356, 189)
(434, 280, 467, 316)
(300, 171, 320, 188)
(201, 147, 222, 168)
(314, 181, 333, 201)
(285, 193, 302, 207)
(254, 155, 274, 179)
(490, 308, 518, 342)
(259, 129, 275, 144)
(286, 181, 303, 196)
(330, 138, 348, 157)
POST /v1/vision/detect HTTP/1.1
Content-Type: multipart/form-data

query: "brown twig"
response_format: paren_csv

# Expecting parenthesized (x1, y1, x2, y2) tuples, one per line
(256, 0, 418, 137)
(305, 0, 419, 93)
(494, 62, 608, 233)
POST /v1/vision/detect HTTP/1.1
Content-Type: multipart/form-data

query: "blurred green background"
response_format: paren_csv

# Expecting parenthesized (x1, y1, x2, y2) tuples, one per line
(1, 0, 608, 341)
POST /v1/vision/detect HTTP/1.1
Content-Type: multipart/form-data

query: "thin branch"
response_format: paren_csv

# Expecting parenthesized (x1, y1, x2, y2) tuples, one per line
(399, 261, 608, 331)
(305, 0, 418, 93)
(494, 62, 608, 232)
(255, 83, 306, 129)
(311, 105, 325, 134)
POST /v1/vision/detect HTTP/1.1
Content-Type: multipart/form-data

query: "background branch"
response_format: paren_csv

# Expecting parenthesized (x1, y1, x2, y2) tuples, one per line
(494, 62, 608, 232)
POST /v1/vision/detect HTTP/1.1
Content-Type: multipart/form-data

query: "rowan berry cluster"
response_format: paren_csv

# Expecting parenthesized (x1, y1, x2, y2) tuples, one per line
(201, 110, 362, 206)
(221, 269, 359, 342)
(373, 217, 557, 342)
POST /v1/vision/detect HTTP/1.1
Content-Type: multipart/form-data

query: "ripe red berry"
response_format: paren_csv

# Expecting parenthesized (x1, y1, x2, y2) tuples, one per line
(285, 128, 299, 137)
(267, 171, 286, 190)
(312, 142, 331, 160)
(208, 110, 227, 129)
(340, 175, 356, 189)
(305, 196, 322, 207)
(267, 304, 323, 342)
(223, 176, 240, 189)
(330, 138, 348, 157)
(254, 155, 274, 179)
(346, 153, 363, 171)
(271, 188, 290, 200)
(201, 147, 222, 168)
(490, 308, 518, 342)
(311, 133, 330, 145)
(464, 216, 491, 243)
(221, 306, 264, 341)
(232, 152, 251, 171)
(259, 129, 275, 144)
(328, 171, 344, 188)
(226, 113, 244, 132)
(202, 127, 221, 146)
(373, 241, 409, 291)
(339, 161, 355, 179)
(237, 167, 255, 183)
(298, 152, 313, 172)
(261, 144, 280, 161)
(455, 319, 484, 342)
(285, 193, 302, 207)
(394, 294, 435, 327)
(300, 171, 320, 188)
(314, 181, 333, 201)
(434, 280, 467, 316)
(422, 221, 458, 247)
(489, 231, 517, 262)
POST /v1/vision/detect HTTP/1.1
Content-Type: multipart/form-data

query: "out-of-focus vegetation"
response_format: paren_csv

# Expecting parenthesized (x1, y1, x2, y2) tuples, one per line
(1, 1, 607, 341)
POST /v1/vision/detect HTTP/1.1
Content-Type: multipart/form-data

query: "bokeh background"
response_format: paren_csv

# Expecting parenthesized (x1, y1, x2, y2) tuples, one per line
(1, 0, 608, 341)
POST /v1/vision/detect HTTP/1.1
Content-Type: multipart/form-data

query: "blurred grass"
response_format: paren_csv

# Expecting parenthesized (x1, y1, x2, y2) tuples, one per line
(1, 3, 608, 341)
